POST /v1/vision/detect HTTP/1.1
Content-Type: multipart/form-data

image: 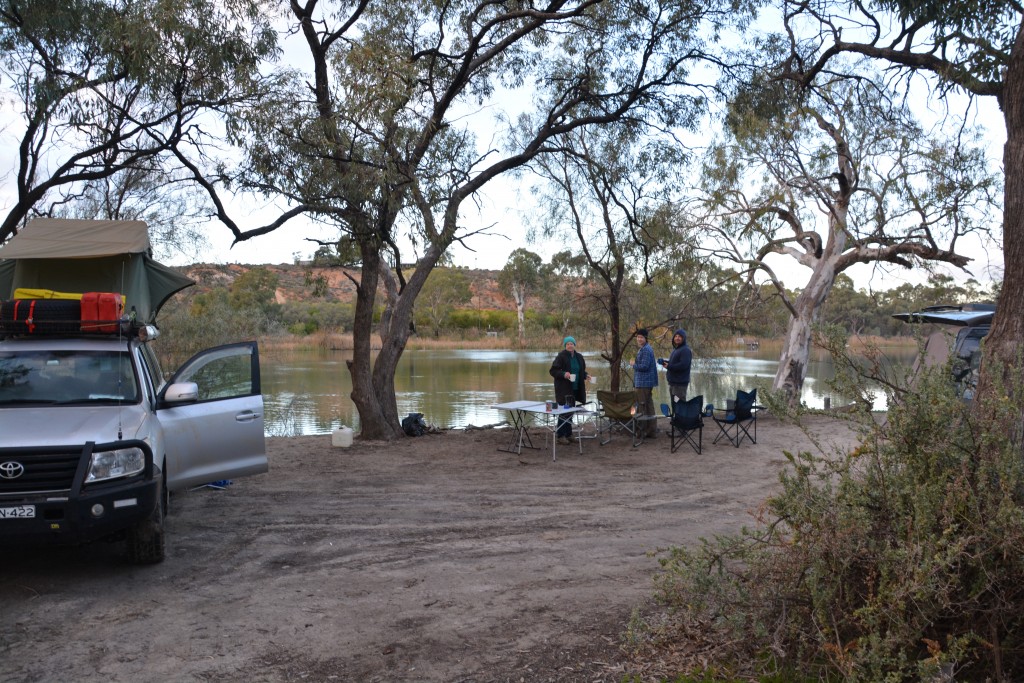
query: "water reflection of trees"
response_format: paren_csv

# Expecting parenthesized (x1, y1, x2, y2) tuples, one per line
(0, 359, 30, 388)
(260, 348, 918, 436)
(191, 355, 252, 401)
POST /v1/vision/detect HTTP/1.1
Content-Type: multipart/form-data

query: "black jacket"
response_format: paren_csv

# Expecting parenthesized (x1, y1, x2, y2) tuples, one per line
(549, 349, 588, 405)
(665, 343, 692, 385)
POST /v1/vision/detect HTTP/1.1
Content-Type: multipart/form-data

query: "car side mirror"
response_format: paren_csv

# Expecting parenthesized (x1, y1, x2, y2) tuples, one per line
(163, 381, 200, 404)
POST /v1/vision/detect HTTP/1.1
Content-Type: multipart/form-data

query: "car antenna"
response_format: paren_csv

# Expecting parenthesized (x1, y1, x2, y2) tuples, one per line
(117, 261, 125, 440)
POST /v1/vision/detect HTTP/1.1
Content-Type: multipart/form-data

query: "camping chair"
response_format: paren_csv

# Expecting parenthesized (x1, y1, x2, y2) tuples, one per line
(596, 389, 636, 445)
(662, 394, 703, 454)
(711, 388, 759, 447)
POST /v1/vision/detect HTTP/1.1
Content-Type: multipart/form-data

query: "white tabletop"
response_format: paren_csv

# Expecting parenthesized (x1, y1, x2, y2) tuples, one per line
(490, 400, 546, 411)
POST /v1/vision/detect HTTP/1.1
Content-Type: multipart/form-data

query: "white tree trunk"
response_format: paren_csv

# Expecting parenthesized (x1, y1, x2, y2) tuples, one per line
(512, 283, 526, 346)
(773, 262, 840, 407)
(772, 109, 854, 408)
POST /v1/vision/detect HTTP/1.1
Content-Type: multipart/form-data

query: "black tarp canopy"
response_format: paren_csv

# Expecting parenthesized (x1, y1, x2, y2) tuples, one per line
(0, 218, 194, 323)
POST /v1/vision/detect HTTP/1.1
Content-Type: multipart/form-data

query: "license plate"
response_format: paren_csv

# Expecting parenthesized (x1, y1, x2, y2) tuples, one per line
(0, 505, 35, 519)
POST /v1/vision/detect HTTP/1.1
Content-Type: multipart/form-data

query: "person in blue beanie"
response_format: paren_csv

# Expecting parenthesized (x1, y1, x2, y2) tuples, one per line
(660, 328, 692, 411)
(549, 336, 591, 445)
(629, 328, 659, 439)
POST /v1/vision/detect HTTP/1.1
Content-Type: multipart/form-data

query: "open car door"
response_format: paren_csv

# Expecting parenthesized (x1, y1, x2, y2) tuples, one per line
(158, 341, 267, 490)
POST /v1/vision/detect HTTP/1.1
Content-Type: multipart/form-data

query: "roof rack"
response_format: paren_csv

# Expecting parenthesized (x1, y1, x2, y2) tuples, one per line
(0, 317, 144, 339)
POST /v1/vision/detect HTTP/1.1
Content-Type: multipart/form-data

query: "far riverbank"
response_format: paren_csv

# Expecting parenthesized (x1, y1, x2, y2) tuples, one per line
(259, 331, 918, 355)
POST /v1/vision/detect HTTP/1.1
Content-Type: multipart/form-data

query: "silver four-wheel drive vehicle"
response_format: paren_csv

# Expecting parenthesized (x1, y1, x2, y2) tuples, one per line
(892, 303, 995, 400)
(0, 219, 268, 564)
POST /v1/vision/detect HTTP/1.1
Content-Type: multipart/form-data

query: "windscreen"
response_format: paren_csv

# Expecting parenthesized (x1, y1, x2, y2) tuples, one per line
(955, 327, 988, 362)
(0, 350, 139, 405)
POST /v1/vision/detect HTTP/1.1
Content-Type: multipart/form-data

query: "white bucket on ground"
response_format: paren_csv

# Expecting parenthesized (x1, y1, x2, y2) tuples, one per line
(331, 426, 354, 448)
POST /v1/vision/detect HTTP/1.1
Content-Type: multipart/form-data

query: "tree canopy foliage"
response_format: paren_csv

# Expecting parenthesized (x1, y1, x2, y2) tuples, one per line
(418, 268, 473, 336)
(527, 123, 715, 389)
(0, 0, 279, 242)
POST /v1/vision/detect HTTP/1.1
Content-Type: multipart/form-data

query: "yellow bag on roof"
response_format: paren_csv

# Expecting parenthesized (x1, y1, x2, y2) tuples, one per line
(13, 288, 83, 300)
(13, 288, 126, 304)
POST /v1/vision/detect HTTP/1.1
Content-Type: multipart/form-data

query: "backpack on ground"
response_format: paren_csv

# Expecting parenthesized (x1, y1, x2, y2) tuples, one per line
(402, 412, 428, 436)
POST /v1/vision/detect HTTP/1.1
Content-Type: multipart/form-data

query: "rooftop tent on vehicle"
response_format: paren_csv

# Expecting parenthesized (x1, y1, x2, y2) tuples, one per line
(0, 218, 195, 323)
(893, 303, 995, 393)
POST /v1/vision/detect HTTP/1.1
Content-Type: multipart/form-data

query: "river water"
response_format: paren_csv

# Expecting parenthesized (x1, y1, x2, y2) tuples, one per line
(259, 345, 916, 436)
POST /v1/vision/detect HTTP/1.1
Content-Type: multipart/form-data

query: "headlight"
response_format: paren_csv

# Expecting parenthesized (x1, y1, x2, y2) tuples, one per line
(86, 447, 146, 483)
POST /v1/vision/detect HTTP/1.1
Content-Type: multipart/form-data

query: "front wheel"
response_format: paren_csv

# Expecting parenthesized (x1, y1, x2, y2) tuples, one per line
(126, 478, 166, 564)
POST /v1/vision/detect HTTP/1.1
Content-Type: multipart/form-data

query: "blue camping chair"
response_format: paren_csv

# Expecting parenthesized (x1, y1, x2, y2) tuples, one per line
(663, 394, 703, 454)
(711, 388, 759, 447)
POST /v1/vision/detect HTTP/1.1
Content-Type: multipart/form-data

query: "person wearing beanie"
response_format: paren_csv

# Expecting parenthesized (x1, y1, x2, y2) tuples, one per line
(629, 328, 659, 439)
(661, 329, 692, 410)
(549, 336, 591, 445)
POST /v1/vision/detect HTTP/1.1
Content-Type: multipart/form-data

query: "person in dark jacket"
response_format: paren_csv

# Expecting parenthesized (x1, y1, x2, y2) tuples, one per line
(629, 328, 659, 438)
(660, 328, 692, 411)
(549, 336, 590, 444)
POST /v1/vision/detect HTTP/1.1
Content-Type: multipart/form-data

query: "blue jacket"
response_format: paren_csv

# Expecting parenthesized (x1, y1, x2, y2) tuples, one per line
(633, 342, 658, 388)
(666, 343, 692, 385)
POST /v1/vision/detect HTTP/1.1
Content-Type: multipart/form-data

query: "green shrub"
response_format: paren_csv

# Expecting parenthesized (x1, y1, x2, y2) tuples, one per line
(155, 295, 282, 369)
(645, 359, 1024, 681)
(287, 321, 318, 335)
(279, 301, 353, 333)
(447, 308, 517, 331)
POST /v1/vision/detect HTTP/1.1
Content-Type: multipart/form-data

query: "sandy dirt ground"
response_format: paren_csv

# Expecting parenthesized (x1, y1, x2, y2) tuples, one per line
(0, 412, 865, 682)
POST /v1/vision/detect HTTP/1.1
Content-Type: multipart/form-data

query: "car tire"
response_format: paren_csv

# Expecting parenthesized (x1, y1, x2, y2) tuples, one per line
(127, 477, 166, 564)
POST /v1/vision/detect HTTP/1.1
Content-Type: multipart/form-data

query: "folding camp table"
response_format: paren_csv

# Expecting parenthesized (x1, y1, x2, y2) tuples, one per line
(490, 400, 546, 455)
(490, 401, 587, 461)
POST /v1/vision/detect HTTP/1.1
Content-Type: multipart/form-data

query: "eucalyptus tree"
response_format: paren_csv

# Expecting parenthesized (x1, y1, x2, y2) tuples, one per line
(695, 69, 998, 406)
(498, 248, 542, 346)
(528, 125, 690, 390)
(539, 249, 593, 336)
(418, 267, 473, 336)
(0, 0, 279, 242)
(777, 0, 1021, 408)
(193, 0, 753, 439)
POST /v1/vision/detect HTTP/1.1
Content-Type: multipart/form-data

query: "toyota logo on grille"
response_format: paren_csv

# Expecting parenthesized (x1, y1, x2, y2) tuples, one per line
(0, 461, 25, 479)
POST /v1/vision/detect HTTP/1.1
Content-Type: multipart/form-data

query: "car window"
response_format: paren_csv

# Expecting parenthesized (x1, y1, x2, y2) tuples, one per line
(0, 350, 139, 404)
(171, 344, 256, 401)
(955, 327, 988, 361)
